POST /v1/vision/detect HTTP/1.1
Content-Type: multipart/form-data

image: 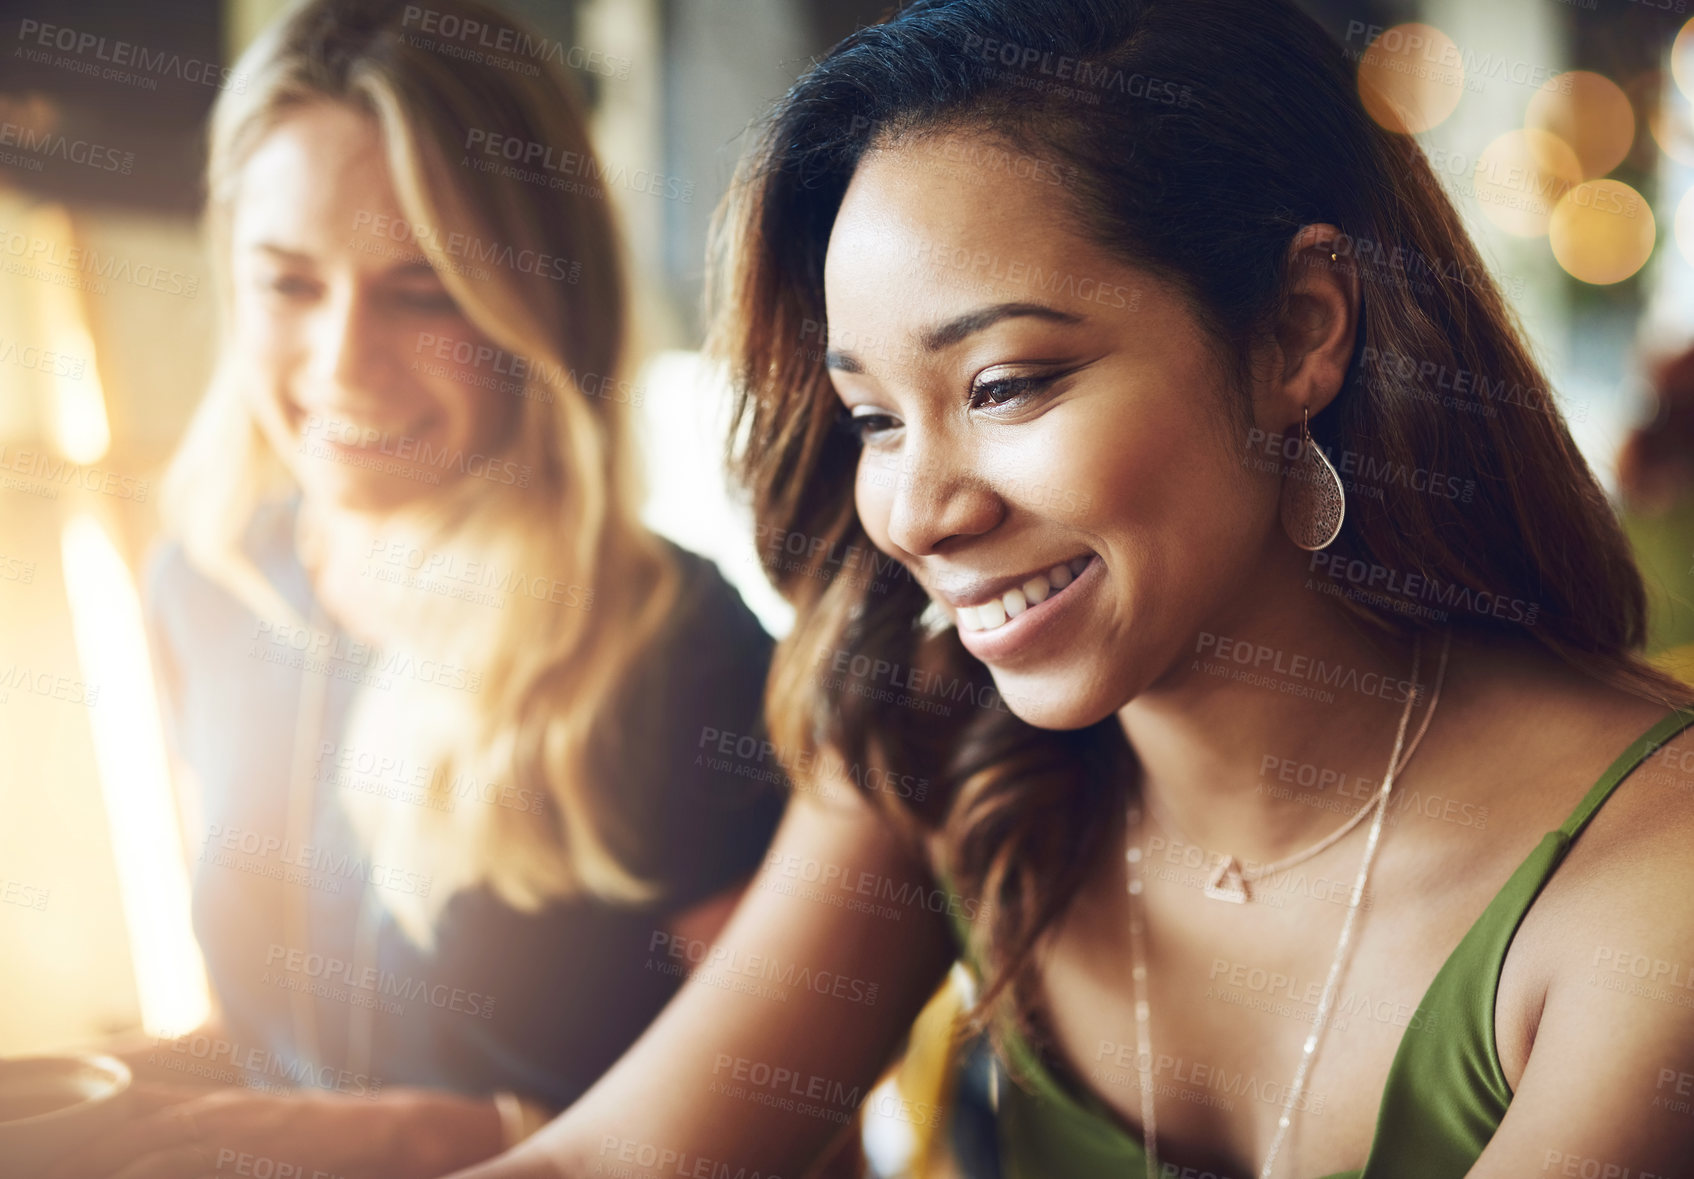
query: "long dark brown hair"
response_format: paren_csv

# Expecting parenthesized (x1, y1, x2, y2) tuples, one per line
(709, 0, 1691, 1052)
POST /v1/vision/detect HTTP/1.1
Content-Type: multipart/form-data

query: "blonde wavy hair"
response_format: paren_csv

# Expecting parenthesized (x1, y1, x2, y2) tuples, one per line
(162, 0, 683, 944)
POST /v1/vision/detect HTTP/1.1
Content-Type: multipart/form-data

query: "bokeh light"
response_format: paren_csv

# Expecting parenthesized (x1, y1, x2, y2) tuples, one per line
(1673, 18, 1694, 100)
(1527, 71, 1635, 180)
(1473, 129, 1583, 237)
(1677, 186, 1694, 268)
(1637, 70, 1694, 167)
(1550, 179, 1657, 284)
(1357, 23, 1466, 134)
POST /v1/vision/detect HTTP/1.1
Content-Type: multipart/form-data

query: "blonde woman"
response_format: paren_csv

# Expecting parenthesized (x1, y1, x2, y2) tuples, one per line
(48, 2, 785, 1177)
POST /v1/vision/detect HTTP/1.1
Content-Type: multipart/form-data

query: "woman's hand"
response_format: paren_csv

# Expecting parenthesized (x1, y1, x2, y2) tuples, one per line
(44, 1083, 506, 1179)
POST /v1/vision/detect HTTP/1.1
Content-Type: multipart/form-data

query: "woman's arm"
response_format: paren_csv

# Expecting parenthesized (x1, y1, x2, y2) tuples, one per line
(45, 1085, 512, 1179)
(447, 785, 960, 1179)
(1465, 822, 1694, 1177)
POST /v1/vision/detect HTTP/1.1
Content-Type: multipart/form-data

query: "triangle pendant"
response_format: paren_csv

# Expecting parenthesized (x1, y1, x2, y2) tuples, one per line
(1204, 855, 1250, 904)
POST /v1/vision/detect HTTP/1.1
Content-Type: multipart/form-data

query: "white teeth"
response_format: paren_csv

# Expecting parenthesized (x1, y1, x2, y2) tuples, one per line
(955, 556, 1093, 635)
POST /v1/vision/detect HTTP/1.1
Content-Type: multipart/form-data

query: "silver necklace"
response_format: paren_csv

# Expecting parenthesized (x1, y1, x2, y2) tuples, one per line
(1142, 657, 1443, 904)
(1122, 628, 1451, 1179)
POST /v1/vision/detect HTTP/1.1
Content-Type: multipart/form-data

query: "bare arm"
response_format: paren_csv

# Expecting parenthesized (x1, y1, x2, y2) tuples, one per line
(1467, 822, 1694, 1177)
(446, 786, 959, 1179)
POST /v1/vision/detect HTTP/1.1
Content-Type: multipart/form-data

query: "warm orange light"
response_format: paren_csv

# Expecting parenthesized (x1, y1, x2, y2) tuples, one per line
(1472, 130, 1582, 237)
(1357, 23, 1465, 135)
(1527, 71, 1635, 180)
(1550, 179, 1656, 285)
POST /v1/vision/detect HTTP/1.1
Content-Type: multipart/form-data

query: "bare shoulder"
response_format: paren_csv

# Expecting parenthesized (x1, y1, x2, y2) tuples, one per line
(1475, 639, 1694, 990)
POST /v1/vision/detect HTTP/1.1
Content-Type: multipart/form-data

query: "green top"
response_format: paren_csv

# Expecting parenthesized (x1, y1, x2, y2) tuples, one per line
(946, 708, 1694, 1178)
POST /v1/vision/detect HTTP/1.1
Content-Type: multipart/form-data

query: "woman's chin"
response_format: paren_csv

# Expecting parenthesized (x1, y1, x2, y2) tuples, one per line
(989, 673, 1117, 733)
(302, 471, 428, 516)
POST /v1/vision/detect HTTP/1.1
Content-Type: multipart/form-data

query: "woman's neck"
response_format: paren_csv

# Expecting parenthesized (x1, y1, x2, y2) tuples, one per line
(293, 495, 401, 647)
(1118, 558, 1428, 867)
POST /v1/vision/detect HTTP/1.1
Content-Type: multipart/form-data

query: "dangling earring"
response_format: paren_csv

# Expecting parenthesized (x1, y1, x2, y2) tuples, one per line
(1280, 405, 1345, 551)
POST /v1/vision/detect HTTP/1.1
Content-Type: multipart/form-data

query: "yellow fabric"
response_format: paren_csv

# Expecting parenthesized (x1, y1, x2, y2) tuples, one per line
(891, 971, 970, 1176)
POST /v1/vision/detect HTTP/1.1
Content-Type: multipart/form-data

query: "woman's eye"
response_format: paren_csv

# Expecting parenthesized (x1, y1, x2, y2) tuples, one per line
(843, 409, 900, 443)
(263, 274, 319, 300)
(969, 373, 1053, 410)
(391, 287, 460, 313)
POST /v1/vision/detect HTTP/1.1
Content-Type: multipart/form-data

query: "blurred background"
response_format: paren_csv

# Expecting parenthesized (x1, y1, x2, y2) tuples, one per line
(2, 0, 1693, 1172)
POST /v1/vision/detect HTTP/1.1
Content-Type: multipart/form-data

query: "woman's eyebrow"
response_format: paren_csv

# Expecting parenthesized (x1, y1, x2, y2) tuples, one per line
(825, 301, 1084, 373)
(919, 301, 1082, 351)
(253, 242, 314, 264)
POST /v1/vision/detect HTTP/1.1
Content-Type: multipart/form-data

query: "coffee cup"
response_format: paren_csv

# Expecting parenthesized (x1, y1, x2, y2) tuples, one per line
(0, 1054, 133, 1177)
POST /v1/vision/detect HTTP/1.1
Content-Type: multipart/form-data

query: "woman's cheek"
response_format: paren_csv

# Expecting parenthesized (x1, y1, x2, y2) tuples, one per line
(854, 458, 896, 546)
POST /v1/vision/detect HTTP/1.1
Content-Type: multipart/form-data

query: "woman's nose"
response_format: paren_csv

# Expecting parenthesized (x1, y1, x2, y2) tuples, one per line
(306, 288, 398, 404)
(879, 438, 1002, 558)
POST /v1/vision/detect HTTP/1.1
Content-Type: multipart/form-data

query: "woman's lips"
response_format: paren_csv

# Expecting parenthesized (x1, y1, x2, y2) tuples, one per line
(951, 553, 1102, 665)
(955, 555, 1092, 632)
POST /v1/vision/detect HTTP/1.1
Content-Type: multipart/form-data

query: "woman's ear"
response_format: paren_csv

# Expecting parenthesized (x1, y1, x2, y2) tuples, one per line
(1254, 222, 1361, 431)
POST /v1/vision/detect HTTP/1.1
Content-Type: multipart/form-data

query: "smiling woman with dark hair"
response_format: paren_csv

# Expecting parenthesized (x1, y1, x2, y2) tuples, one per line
(448, 2, 1694, 1177)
